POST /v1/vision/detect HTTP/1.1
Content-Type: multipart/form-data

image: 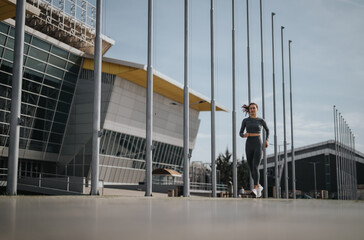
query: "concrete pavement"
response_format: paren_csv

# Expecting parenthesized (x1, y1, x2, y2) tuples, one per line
(0, 195, 363, 240)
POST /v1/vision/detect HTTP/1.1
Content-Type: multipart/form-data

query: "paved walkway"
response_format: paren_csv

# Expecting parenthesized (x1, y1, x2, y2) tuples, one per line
(0, 195, 363, 240)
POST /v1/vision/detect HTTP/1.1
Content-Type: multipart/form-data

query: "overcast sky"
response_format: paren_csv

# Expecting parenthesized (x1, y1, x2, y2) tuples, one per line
(102, 0, 364, 163)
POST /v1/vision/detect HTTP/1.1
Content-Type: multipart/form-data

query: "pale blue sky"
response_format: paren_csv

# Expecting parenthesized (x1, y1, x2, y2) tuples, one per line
(102, 0, 364, 163)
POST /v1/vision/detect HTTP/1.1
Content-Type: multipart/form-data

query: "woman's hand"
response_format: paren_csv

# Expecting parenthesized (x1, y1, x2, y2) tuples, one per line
(265, 140, 269, 148)
(243, 133, 249, 138)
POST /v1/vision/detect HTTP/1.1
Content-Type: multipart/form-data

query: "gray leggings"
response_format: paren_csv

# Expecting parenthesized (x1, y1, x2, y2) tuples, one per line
(245, 136, 262, 186)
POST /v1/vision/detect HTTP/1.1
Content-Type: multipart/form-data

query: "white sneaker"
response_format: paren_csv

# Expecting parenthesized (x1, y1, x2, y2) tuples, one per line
(257, 185, 263, 198)
(251, 189, 257, 197)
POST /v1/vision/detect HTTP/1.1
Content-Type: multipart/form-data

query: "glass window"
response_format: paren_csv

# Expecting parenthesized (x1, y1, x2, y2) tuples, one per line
(46, 143, 60, 153)
(21, 104, 36, 116)
(0, 136, 7, 146)
(3, 49, 13, 62)
(68, 53, 81, 65)
(41, 85, 59, 99)
(25, 57, 46, 72)
(5, 38, 14, 49)
(20, 126, 31, 139)
(51, 122, 65, 134)
(61, 81, 75, 93)
(32, 37, 51, 52)
(0, 60, 12, 73)
(53, 112, 68, 124)
(0, 98, 11, 111)
(23, 44, 29, 55)
(49, 55, 67, 68)
(22, 92, 39, 105)
(23, 79, 41, 94)
(0, 35, 6, 46)
(35, 108, 54, 121)
(49, 133, 63, 144)
(19, 138, 27, 149)
(58, 91, 73, 103)
(65, 62, 80, 74)
(0, 23, 9, 34)
(29, 47, 48, 62)
(38, 97, 56, 110)
(51, 45, 68, 59)
(64, 72, 78, 84)
(0, 46, 4, 58)
(22, 116, 33, 128)
(0, 123, 9, 135)
(24, 33, 31, 43)
(0, 85, 11, 98)
(9, 27, 15, 37)
(0, 110, 10, 123)
(0, 71, 12, 85)
(56, 101, 70, 114)
(29, 140, 47, 152)
(30, 129, 49, 141)
(44, 75, 61, 88)
(46, 65, 64, 78)
(33, 118, 52, 131)
(24, 68, 44, 83)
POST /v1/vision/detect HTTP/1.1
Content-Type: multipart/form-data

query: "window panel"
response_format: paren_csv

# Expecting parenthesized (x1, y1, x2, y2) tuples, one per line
(51, 122, 65, 134)
(5, 37, 14, 49)
(0, 123, 9, 135)
(30, 129, 49, 141)
(22, 92, 39, 105)
(46, 143, 60, 153)
(33, 118, 52, 131)
(24, 33, 31, 43)
(53, 112, 68, 124)
(43, 75, 61, 88)
(68, 53, 81, 65)
(0, 22, 9, 34)
(46, 65, 64, 79)
(0, 85, 11, 98)
(64, 72, 78, 84)
(32, 37, 51, 51)
(0, 35, 6, 46)
(65, 62, 80, 74)
(41, 85, 59, 99)
(38, 97, 56, 110)
(29, 47, 48, 62)
(23, 79, 41, 94)
(25, 57, 46, 72)
(3, 48, 13, 62)
(0, 98, 11, 112)
(49, 55, 67, 68)
(24, 68, 44, 83)
(0, 71, 12, 85)
(49, 133, 63, 144)
(0, 60, 12, 73)
(58, 91, 73, 103)
(56, 101, 70, 114)
(19, 138, 27, 149)
(35, 108, 54, 121)
(51, 45, 68, 59)
(61, 81, 76, 93)
(29, 140, 47, 152)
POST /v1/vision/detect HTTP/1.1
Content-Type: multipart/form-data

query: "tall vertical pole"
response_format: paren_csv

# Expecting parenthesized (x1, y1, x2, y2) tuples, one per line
(145, 0, 153, 197)
(7, 0, 26, 195)
(288, 40, 296, 199)
(183, 0, 190, 197)
(91, 0, 102, 195)
(280, 26, 288, 199)
(232, 0, 238, 198)
(271, 12, 279, 198)
(334, 106, 340, 199)
(210, 0, 217, 197)
(246, 0, 253, 191)
(259, 0, 267, 198)
(353, 135, 357, 199)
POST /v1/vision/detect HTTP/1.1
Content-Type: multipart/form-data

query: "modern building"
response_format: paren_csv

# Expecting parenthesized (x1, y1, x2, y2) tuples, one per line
(262, 140, 364, 199)
(0, 0, 227, 193)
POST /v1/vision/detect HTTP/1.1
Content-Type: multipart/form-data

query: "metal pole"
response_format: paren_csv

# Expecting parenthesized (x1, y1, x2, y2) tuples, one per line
(246, 0, 253, 191)
(91, 0, 102, 195)
(334, 106, 340, 199)
(337, 110, 342, 200)
(259, 0, 267, 198)
(313, 163, 317, 198)
(280, 26, 288, 199)
(145, 0, 153, 197)
(7, 0, 26, 195)
(353, 135, 357, 199)
(183, 0, 190, 197)
(271, 12, 279, 198)
(288, 40, 296, 199)
(210, 0, 217, 197)
(232, 0, 238, 198)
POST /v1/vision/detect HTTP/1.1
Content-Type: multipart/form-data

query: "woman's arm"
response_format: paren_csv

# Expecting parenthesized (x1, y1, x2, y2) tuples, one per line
(239, 119, 246, 138)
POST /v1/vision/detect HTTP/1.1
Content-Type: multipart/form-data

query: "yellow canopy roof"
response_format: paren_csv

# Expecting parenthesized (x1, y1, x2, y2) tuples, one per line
(82, 57, 229, 112)
(0, 0, 40, 21)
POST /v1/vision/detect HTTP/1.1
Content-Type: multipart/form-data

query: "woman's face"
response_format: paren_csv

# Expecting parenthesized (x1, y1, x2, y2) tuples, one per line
(249, 104, 258, 115)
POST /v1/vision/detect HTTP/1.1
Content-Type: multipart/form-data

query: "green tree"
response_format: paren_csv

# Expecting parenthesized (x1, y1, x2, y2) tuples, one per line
(216, 148, 250, 190)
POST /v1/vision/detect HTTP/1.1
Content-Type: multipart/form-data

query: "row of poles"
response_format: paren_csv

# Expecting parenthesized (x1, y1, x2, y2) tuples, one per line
(6, 0, 296, 197)
(333, 106, 357, 200)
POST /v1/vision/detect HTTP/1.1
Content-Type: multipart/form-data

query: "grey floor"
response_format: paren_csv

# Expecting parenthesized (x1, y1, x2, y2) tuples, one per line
(0, 195, 363, 240)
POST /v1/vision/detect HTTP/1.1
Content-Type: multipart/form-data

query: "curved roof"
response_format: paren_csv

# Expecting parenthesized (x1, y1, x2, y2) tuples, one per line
(152, 168, 182, 177)
(82, 57, 229, 112)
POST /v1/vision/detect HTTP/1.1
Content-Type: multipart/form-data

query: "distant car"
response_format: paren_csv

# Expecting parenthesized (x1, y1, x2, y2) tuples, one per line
(296, 194, 313, 199)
